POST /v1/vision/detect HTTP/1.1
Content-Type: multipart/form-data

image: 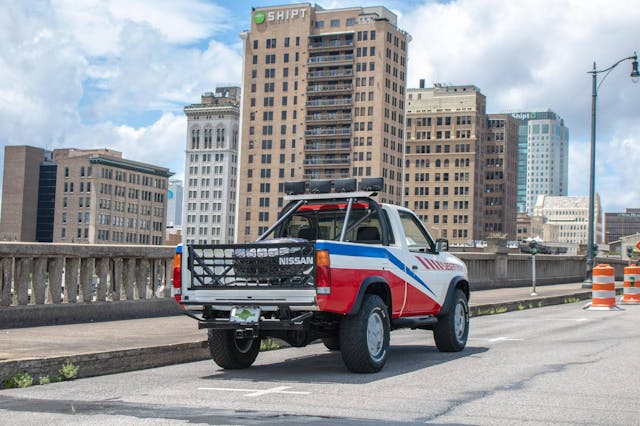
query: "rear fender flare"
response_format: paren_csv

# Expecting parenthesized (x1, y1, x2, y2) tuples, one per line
(347, 276, 392, 315)
(439, 276, 470, 316)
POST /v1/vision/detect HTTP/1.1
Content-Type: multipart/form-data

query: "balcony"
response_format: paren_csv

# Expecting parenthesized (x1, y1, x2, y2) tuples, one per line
(305, 127, 352, 138)
(308, 54, 353, 67)
(303, 156, 351, 167)
(309, 39, 354, 50)
(307, 83, 353, 94)
(304, 171, 351, 180)
(305, 141, 352, 152)
(306, 98, 352, 108)
(306, 112, 352, 122)
(307, 69, 353, 80)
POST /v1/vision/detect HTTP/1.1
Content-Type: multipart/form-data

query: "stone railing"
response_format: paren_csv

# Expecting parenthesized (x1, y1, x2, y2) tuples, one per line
(1, 243, 608, 307)
(453, 253, 586, 290)
(0, 243, 175, 307)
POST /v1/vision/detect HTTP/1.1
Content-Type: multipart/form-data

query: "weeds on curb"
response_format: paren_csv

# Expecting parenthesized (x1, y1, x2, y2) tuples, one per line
(1, 362, 79, 389)
(2, 372, 33, 389)
(59, 362, 79, 380)
(260, 338, 280, 351)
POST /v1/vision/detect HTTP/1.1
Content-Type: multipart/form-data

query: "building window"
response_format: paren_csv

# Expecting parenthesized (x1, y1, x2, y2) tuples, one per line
(330, 19, 339, 27)
(316, 20, 324, 28)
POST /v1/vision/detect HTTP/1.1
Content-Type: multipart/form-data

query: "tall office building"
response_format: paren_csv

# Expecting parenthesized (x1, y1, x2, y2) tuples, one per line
(485, 114, 519, 238)
(166, 179, 183, 228)
(52, 148, 172, 244)
(183, 88, 240, 244)
(511, 111, 569, 214)
(605, 208, 640, 243)
(238, 4, 409, 241)
(1, 146, 172, 244)
(405, 84, 518, 243)
(0, 146, 47, 241)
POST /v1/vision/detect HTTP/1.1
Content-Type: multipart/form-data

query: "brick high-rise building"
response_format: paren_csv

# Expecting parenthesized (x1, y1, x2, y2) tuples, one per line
(485, 114, 518, 238)
(405, 84, 518, 244)
(605, 208, 640, 243)
(52, 148, 172, 245)
(0, 146, 47, 241)
(238, 4, 409, 241)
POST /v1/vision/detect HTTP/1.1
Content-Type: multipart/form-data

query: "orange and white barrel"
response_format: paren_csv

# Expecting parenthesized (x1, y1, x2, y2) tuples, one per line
(621, 264, 640, 304)
(587, 264, 618, 310)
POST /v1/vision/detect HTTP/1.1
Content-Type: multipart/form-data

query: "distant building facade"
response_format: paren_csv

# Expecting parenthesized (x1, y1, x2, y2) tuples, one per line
(166, 179, 183, 228)
(0, 146, 48, 241)
(183, 88, 240, 244)
(405, 84, 518, 244)
(52, 148, 172, 245)
(532, 194, 602, 244)
(605, 208, 640, 243)
(511, 111, 569, 214)
(0, 145, 172, 245)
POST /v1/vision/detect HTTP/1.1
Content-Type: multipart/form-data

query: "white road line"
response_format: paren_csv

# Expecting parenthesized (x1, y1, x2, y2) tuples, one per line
(488, 337, 524, 342)
(198, 386, 310, 397)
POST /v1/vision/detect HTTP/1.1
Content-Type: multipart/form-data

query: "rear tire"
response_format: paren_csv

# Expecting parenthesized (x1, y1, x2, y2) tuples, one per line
(433, 289, 469, 352)
(208, 329, 260, 369)
(322, 336, 340, 351)
(340, 294, 390, 373)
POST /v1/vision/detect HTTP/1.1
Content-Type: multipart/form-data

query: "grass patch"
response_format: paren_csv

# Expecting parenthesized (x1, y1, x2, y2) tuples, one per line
(59, 362, 79, 380)
(2, 372, 33, 389)
(260, 338, 280, 351)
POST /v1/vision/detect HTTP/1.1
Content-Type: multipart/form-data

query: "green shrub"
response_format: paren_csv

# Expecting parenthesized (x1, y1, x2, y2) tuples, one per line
(38, 375, 51, 385)
(3, 372, 33, 389)
(59, 362, 79, 380)
(260, 338, 280, 351)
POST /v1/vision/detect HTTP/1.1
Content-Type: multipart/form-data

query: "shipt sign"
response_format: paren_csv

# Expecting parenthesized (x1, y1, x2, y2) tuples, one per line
(254, 8, 307, 24)
(254, 11, 266, 24)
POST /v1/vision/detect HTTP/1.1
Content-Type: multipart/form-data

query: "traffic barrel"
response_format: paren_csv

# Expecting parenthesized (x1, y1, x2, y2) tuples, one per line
(621, 264, 640, 304)
(585, 264, 620, 310)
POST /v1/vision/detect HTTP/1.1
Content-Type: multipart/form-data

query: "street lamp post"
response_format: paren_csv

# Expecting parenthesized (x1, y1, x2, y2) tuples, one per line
(584, 52, 639, 287)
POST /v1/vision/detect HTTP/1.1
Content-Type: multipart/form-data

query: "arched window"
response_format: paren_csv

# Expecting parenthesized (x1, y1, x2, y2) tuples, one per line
(435, 159, 441, 167)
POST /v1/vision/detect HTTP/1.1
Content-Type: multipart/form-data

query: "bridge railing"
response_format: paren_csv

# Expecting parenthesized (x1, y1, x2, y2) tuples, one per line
(0, 243, 174, 307)
(2, 243, 619, 307)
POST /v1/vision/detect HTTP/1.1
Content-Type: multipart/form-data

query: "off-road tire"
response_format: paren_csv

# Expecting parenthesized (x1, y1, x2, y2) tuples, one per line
(340, 294, 390, 373)
(322, 336, 340, 351)
(208, 329, 260, 369)
(433, 289, 469, 352)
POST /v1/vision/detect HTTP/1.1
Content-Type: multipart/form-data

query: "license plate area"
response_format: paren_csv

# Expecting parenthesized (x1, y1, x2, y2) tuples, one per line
(230, 306, 261, 323)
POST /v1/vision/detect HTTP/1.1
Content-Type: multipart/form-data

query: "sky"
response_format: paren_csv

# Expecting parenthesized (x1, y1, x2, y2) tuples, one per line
(1, 0, 639, 214)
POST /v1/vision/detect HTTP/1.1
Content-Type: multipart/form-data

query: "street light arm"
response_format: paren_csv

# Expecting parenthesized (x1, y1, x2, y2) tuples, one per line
(589, 54, 638, 94)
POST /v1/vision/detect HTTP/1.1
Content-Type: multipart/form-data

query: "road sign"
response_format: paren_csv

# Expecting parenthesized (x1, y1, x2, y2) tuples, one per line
(636, 240, 640, 250)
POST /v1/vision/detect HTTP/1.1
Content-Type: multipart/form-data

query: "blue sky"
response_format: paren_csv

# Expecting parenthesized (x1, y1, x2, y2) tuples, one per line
(1, 0, 639, 215)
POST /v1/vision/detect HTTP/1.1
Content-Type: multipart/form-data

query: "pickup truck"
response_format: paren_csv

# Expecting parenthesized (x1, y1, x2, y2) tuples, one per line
(172, 177, 470, 373)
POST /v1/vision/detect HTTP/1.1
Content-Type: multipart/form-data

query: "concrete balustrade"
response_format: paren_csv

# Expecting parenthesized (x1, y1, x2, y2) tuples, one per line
(0, 242, 623, 310)
(0, 243, 174, 308)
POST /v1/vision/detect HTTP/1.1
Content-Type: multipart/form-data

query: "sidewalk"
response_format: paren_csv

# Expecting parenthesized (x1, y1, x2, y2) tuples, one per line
(0, 282, 610, 383)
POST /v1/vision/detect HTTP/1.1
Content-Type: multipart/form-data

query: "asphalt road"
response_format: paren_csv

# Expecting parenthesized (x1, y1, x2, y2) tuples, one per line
(1, 302, 639, 425)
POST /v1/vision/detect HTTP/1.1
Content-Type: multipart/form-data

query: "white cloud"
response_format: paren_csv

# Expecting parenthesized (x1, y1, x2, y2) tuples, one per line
(401, 0, 640, 212)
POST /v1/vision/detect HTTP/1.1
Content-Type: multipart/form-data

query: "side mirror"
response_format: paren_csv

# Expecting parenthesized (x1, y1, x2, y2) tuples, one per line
(436, 238, 449, 252)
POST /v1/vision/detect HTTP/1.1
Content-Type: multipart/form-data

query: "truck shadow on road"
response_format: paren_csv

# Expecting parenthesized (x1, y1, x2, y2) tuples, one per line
(201, 344, 488, 384)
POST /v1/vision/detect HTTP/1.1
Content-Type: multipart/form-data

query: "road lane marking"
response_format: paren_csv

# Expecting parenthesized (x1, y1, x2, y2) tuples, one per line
(488, 337, 524, 342)
(198, 386, 310, 397)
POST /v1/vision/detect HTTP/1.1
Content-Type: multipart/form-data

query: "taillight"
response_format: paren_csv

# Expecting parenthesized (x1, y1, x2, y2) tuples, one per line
(316, 249, 331, 294)
(172, 246, 182, 304)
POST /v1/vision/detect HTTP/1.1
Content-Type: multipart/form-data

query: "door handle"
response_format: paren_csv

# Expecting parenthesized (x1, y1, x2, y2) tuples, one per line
(411, 265, 418, 270)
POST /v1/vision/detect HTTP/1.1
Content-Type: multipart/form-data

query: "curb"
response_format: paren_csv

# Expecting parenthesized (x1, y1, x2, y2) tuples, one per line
(0, 291, 611, 386)
(0, 341, 209, 387)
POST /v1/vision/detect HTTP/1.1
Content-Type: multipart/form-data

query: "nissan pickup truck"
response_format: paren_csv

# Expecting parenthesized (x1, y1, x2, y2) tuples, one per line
(172, 177, 470, 373)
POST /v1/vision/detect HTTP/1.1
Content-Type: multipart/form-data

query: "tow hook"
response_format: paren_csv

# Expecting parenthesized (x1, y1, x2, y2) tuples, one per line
(235, 327, 259, 339)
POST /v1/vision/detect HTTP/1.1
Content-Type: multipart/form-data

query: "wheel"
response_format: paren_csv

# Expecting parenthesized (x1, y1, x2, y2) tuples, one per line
(340, 294, 390, 373)
(434, 289, 469, 352)
(322, 336, 340, 351)
(208, 329, 260, 369)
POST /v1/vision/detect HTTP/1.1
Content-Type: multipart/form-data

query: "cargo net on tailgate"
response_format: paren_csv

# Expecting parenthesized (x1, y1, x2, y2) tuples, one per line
(187, 242, 316, 289)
